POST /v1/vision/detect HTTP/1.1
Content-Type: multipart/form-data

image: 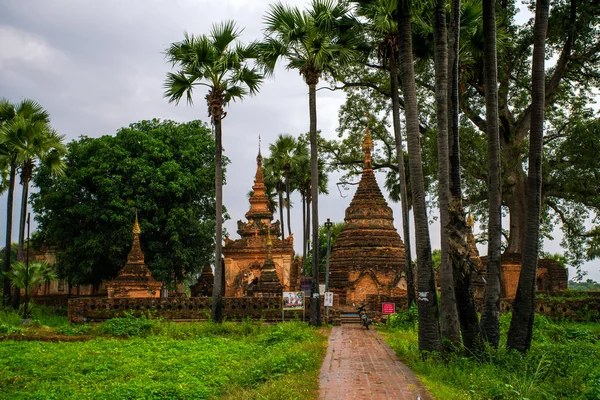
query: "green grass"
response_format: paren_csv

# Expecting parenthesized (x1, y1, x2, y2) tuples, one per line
(380, 312, 600, 399)
(0, 316, 328, 399)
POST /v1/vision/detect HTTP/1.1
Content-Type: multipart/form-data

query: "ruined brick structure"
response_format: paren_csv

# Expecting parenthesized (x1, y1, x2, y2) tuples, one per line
(327, 127, 407, 305)
(255, 231, 283, 296)
(190, 265, 214, 297)
(223, 149, 297, 296)
(106, 215, 162, 298)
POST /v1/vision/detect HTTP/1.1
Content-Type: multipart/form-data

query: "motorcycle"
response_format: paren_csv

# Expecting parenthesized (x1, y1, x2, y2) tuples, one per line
(355, 303, 372, 330)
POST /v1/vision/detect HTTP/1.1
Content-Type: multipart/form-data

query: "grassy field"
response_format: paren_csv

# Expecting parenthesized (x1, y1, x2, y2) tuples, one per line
(380, 311, 600, 400)
(0, 310, 328, 400)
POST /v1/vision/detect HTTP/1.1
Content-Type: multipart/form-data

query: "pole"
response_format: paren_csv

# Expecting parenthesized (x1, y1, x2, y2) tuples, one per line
(324, 218, 332, 322)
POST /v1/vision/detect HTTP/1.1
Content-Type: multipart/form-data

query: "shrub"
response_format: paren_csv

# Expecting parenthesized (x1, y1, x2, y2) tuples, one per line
(388, 307, 418, 329)
(57, 323, 91, 336)
(98, 314, 154, 338)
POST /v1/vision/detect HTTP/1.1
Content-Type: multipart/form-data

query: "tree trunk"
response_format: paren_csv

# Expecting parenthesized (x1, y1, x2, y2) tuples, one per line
(305, 193, 311, 274)
(3, 165, 16, 306)
(278, 188, 285, 240)
(397, 0, 441, 352)
(211, 114, 224, 323)
(302, 192, 307, 274)
(17, 180, 29, 262)
(309, 82, 321, 327)
(447, 0, 482, 353)
(480, 0, 503, 348)
(504, 152, 527, 254)
(507, 0, 549, 353)
(286, 180, 292, 237)
(390, 45, 415, 309)
(433, 0, 461, 349)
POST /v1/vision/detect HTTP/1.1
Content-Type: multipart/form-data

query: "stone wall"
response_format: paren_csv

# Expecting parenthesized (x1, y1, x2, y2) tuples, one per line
(68, 296, 308, 323)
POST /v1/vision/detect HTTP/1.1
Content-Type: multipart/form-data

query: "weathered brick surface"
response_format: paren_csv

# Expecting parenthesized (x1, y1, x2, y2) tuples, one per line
(68, 296, 308, 323)
(319, 325, 432, 400)
(328, 129, 406, 305)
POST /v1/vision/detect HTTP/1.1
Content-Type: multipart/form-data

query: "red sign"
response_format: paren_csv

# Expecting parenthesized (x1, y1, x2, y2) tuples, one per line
(382, 302, 396, 314)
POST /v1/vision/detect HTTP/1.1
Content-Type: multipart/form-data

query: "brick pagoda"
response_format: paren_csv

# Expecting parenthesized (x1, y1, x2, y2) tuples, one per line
(255, 230, 284, 296)
(327, 127, 407, 304)
(223, 148, 296, 296)
(106, 214, 162, 298)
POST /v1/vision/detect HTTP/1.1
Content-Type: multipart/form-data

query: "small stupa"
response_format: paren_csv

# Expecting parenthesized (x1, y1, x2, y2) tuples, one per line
(255, 229, 283, 296)
(106, 213, 162, 298)
(327, 125, 407, 304)
(190, 265, 214, 297)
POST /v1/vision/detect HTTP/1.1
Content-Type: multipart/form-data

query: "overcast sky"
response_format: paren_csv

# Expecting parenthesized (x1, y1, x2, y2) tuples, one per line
(1, 0, 598, 281)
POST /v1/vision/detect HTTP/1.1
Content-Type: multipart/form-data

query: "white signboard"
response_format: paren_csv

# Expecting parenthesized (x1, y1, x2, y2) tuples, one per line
(324, 292, 334, 307)
(282, 291, 304, 310)
(319, 283, 326, 295)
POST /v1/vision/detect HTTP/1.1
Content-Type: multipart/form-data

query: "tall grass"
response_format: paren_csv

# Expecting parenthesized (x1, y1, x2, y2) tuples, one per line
(381, 312, 600, 399)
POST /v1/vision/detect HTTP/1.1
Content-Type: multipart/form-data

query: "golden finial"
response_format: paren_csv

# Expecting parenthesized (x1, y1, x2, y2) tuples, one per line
(362, 113, 373, 167)
(266, 227, 272, 247)
(466, 212, 474, 228)
(133, 210, 141, 234)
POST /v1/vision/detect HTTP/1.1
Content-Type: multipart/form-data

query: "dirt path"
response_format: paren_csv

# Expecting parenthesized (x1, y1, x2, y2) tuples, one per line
(319, 324, 433, 400)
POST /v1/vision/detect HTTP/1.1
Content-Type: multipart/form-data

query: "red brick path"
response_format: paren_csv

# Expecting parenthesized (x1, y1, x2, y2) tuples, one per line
(319, 325, 433, 400)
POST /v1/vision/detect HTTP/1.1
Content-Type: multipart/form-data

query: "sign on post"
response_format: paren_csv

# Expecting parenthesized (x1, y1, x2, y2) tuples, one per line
(324, 292, 334, 307)
(382, 302, 396, 314)
(282, 291, 304, 310)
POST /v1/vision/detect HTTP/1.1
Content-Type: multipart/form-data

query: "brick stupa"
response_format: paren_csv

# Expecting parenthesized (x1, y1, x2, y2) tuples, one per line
(255, 230, 283, 296)
(327, 127, 407, 304)
(223, 147, 296, 296)
(106, 214, 162, 298)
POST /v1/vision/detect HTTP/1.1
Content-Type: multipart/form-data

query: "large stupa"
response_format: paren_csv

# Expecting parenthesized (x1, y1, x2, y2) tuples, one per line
(327, 127, 407, 304)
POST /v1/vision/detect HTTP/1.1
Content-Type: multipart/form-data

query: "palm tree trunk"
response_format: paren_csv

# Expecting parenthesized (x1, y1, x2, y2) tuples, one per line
(433, 0, 461, 349)
(389, 50, 415, 308)
(302, 192, 307, 273)
(305, 193, 311, 275)
(3, 164, 16, 306)
(448, 0, 482, 353)
(507, 0, 549, 353)
(211, 114, 225, 323)
(278, 188, 285, 240)
(308, 81, 321, 327)
(397, 0, 441, 352)
(286, 180, 292, 237)
(17, 170, 32, 263)
(480, 0, 503, 348)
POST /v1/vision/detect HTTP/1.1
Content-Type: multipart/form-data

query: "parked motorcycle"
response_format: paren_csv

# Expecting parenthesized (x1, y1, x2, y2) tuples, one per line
(356, 303, 372, 329)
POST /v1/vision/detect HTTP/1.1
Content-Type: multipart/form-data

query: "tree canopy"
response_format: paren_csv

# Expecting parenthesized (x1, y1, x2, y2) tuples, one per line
(31, 119, 221, 285)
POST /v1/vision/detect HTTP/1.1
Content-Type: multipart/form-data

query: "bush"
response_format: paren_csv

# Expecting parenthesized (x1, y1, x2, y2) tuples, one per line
(388, 307, 418, 329)
(57, 323, 91, 336)
(98, 314, 154, 338)
(0, 323, 21, 335)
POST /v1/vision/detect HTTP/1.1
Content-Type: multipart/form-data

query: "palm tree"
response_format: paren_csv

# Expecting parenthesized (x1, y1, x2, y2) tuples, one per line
(0, 99, 51, 306)
(260, 0, 360, 326)
(507, 0, 550, 354)
(479, 0, 503, 348)
(6, 261, 56, 318)
(263, 134, 297, 239)
(397, 0, 441, 352)
(447, 0, 482, 354)
(353, 0, 416, 308)
(164, 21, 262, 323)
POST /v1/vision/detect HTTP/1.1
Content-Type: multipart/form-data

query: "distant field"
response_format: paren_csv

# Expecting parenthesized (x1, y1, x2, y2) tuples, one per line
(0, 316, 328, 400)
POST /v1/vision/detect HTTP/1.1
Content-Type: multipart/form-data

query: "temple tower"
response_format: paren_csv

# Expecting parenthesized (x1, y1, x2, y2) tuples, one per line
(106, 213, 162, 298)
(327, 127, 407, 304)
(223, 148, 296, 296)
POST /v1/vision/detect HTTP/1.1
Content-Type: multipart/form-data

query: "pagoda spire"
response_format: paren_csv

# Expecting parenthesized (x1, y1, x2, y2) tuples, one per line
(128, 210, 144, 265)
(362, 125, 373, 170)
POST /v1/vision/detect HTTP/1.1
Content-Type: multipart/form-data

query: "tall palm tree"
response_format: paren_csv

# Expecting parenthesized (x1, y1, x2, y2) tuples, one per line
(354, 0, 415, 308)
(479, 0, 503, 348)
(507, 0, 550, 354)
(448, 0, 482, 353)
(0, 99, 51, 306)
(263, 134, 297, 239)
(164, 21, 262, 323)
(397, 0, 441, 352)
(260, 0, 360, 326)
(7, 126, 66, 264)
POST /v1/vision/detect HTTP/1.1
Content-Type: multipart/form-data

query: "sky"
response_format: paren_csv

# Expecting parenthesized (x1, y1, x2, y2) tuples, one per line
(1, 0, 598, 281)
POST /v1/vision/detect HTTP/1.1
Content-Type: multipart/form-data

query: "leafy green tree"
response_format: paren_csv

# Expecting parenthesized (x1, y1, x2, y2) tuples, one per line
(6, 261, 56, 318)
(31, 119, 219, 287)
(261, 0, 361, 326)
(164, 21, 262, 323)
(569, 279, 600, 291)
